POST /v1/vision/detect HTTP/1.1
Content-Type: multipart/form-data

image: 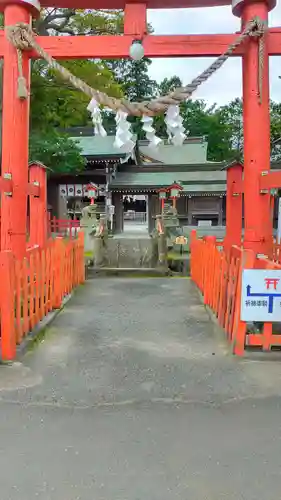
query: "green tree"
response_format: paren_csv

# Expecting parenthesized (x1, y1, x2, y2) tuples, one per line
(29, 130, 85, 173)
(158, 76, 182, 96)
(216, 98, 281, 161)
(270, 101, 281, 160)
(34, 8, 123, 36)
(216, 98, 243, 160)
(105, 57, 158, 138)
(0, 9, 126, 171)
(106, 58, 157, 102)
(27, 9, 124, 170)
(153, 77, 234, 161)
(30, 59, 122, 131)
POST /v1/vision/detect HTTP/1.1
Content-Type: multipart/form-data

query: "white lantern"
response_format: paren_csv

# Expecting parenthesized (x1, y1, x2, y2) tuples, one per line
(129, 40, 144, 61)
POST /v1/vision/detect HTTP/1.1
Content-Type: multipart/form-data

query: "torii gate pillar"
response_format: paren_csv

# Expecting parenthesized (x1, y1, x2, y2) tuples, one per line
(1, 0, 39, 259)
(233, 0, 276, 256)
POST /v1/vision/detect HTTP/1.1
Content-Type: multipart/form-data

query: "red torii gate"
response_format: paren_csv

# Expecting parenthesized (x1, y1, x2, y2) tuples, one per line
(0, 0, 280, 259)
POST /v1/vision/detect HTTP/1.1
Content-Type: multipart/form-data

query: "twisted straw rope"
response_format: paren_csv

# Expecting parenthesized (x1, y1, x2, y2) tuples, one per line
(6, 17, 265, 116)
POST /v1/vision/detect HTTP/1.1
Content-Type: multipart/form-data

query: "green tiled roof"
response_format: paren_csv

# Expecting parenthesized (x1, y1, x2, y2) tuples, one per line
(69, 135, 209, 163)
(139, 141, 208, 165)
(109, 170, 226, 191)
(70, 135, 125, 157)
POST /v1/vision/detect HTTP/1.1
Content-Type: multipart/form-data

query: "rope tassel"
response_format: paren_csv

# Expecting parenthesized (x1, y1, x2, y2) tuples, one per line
(16, 43, 28, 100)
(17, 76, 28, 100)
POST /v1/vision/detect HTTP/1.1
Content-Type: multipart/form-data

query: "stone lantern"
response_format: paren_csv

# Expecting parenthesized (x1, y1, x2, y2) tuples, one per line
(168, 182, 183, 209)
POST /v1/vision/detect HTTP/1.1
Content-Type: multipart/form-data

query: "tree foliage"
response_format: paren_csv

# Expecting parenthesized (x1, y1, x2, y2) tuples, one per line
(153, 77, 234, 161)
(105, 57, 158, 137)
(34, 8, 123, 36)
(27, 9, 125, 170)
(154, 78, 281, 162)
(29, 130, 85, 173)
(30, 59, 122, 130)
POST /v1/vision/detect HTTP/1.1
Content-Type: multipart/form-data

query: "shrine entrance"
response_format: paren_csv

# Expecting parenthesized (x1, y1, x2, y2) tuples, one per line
(0, 0, 279, 360)
(122, 195, 148, 236)
(0, 0, 279, 262)
(0, 0, 281, 262)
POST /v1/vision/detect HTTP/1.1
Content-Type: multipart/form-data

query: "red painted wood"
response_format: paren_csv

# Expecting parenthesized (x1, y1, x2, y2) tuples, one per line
(1, 5, 31, 259)
(260, 170, 281, 190)
(124, 3, 147, 36)
(224, 163, 243, 253)
(39, 0, 231, 9)
(0, 251, 16, 360)
(27, 183, 40, 197)
(0, 30, 280, 58)
(32, 34, 245, 58)
(242, 2, 272, 256)
(29, 164, 47, 247)
(0, 177, 13, 193)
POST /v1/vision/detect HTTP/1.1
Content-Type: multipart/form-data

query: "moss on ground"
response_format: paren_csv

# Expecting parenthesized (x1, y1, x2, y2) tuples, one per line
(24, 326, 58, 353)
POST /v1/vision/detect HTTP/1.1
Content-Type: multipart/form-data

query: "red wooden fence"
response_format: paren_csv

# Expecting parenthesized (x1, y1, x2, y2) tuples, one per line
(0, 232, 85, 360)
(48, 216, 81, 239)
(190, 230, 281, 355)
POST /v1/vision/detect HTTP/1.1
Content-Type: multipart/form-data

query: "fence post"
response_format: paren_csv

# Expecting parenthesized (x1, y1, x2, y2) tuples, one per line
(189, 229, 196, 248)
(189, 229, 196, 279)
(52, 237, 64, 308)
(78, 231, 85, 284)
(29, 162, 48, 248)
(203, 236, 216, 305)
(0, 251, 16, 360)
(232, 248, 255, 355)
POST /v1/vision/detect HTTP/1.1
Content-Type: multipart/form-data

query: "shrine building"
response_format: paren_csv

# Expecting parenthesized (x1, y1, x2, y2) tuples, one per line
(47, 128, 281, 235)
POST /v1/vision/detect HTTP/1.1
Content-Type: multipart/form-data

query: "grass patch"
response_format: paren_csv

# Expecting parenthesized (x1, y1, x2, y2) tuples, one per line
(84, 251, 93, 258)
(167, 251, 190, 261)
(24, 325, 58, 353)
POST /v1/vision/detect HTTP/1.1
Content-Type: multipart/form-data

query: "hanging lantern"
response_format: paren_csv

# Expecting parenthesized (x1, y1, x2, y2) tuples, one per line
(168, 182, 183, 209)
(157, 188, 168, 213)
(86, 183, 98, 205)
(129, 40, 144, 61)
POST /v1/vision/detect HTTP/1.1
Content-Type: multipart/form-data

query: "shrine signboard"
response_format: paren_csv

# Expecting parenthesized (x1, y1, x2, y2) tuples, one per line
(241, 270, 281, 322)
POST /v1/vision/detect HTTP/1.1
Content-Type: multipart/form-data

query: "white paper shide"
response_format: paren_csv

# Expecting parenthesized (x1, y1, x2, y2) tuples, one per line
(114, 110, 135, 160)
(87, 98, 107, 137)
(165, 105, 187, 146)
(141, 116, 162, 149)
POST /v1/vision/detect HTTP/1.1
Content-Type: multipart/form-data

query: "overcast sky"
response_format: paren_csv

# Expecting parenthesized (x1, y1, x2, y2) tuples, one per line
(147, 1, 281, 105)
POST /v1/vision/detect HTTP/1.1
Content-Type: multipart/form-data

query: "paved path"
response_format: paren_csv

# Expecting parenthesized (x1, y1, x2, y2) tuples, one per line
(1, 278, 281, 499)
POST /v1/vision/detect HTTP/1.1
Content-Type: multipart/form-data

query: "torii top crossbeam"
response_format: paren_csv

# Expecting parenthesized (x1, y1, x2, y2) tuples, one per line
(0, 0, 280, 58)
(38, 0, 232, 8)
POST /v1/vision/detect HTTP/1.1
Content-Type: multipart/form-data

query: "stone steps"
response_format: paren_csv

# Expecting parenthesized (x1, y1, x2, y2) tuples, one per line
(86, 267, 171, 278)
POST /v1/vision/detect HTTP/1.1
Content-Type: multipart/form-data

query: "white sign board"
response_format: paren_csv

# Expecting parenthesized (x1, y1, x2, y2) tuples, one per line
(241, 269, 281, 322)
(198, 220, 212, 227)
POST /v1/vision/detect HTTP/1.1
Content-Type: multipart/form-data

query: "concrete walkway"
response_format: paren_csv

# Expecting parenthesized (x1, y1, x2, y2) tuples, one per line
(1, 278, 281, 499)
